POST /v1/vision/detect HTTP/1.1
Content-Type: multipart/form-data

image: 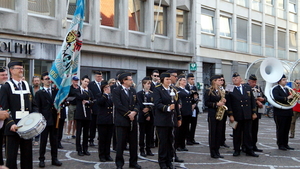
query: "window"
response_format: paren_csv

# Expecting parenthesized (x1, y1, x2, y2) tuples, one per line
(28, 0, 55, 17)
(237, 18, 247, 41)
(67, 0, 89, 22)
(220, 16, 231, 37)
(289, 2, 297, 22)
(252, 24, 261, 44)
(128, 0, 144, 32)
(101, 0, 119, 27)
(154, 4, 167, 35)
(278, 31, 286, 49)
(0, 0, 15, 10)
(201, 8, 215, 34)
(278, 0, 284, 9)
(252, 0, 261, 11)
(265, 0, 274, 15)
(237, 0, 247, 7)
(265, 26, 274, 47)
(289, 31, 297, 49)
(289, 2, 296, 13)
(176, 9, 188, 39)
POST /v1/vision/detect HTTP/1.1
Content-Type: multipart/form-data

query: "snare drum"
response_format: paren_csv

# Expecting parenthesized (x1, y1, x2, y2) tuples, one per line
(16, 112, 47, 140)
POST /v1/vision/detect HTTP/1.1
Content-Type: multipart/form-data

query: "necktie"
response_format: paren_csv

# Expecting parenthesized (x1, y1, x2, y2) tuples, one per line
(47, 88, 52, 96)
(125, 88, 129, 96)
(18, 82, 22, 90)
(98, 82, 101, 91)
(236, 86, 242, 94)
(283, 87, 287, 93)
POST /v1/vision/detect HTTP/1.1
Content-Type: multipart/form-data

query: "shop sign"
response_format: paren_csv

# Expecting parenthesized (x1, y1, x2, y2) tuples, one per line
(190, 62, 197, 71)
(0, 40, 33, 54)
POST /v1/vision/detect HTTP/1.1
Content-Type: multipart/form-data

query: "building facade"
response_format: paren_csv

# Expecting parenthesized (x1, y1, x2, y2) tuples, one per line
(0, 0, 196, 91)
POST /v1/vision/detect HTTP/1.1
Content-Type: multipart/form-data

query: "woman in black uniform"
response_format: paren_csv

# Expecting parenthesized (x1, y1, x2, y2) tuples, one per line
(75, 75, 94, 156)
(204, 75, 225, 158)
(96, 81, 114, 162)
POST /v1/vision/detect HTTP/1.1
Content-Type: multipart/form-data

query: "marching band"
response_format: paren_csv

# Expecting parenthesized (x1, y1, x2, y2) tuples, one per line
(0, 59, 299, 169)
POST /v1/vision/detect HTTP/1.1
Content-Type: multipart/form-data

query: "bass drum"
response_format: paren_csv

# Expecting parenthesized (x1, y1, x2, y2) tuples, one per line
(16, 112, 47, 140)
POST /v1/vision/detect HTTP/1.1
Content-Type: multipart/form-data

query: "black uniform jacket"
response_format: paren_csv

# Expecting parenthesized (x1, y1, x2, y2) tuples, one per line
(0, 80, 38, 136)
(177, 87, 192, 116)
(74, 88, 94, 120)
(112, 85, 139, 127)
(35, 87, 58, 126)
(272, 85, 293, 116)
(96, 93, 113, 125)
(226, 84, 256, 120)
(246, 83, 267, 119)
(204, 89, 221, 118)
(137, 90, 154, 123)
(88, 81, 102, 115)
(185, 84, 200, 114)
(150, 82, 160, 91)
(153, 85, 181, 127)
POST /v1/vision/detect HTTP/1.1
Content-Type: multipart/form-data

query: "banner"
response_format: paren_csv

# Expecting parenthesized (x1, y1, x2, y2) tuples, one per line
(49, 0, 84, 111)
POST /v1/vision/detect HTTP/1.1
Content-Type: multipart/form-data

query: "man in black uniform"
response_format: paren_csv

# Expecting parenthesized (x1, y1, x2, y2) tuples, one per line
(226, 72, 258, 157)
(88, 70, 103, 146)
(0, 61, 37, 169)
(185, 73, 200, 145)
(35, 72, 62, 167)
(272, 74, 294, 150)
(150, 70, 160, 91)
(246, 74, 266, 152)
(112, 72, 141, 169)
(0, 67, 8, 165)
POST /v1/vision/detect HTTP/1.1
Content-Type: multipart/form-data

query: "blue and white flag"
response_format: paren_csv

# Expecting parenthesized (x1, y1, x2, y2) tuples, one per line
(49, 0, 84, 112)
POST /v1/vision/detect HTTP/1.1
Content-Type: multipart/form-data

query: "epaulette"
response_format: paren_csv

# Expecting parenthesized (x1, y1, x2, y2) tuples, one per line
(155, 84, 161, 87)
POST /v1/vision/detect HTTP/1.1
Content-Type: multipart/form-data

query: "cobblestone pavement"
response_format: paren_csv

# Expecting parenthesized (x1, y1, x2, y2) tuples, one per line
(11, 113, 300, 168)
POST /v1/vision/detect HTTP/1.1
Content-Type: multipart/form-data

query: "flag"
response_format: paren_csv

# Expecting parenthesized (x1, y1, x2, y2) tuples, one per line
(49, 0, 85, 112)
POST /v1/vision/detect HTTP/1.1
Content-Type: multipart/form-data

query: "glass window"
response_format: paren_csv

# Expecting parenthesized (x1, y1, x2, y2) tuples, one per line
(67, 0, 89, 22)
(289, 3, 296, 13)
(289, 31, 297, 49)
(278, 31, 286, 49)
(252, 0, 261, 11)
(252, 24, 261, 44)
(237, 0, 247, 7)
(0, 0, 15, 10)
(237, 18, 247, 41)
(128, 0, 144, 32)
(278, 0, 284, 9)
(265, 26, 274, 46)
(220, 16, 231, 37)
(176, 9, 188, 39)
(266, 0, 273, 4)
(154, 4, 167, 36)
(201, 15, 214, 34)
(28, 0, 55, 17)
(100, 0, 118, 27)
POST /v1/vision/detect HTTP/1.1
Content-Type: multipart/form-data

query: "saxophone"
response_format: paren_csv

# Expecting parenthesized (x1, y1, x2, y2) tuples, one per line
(215, 87, 228, 121)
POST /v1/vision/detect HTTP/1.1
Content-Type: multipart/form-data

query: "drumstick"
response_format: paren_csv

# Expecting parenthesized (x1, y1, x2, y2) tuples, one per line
(16, 125, 23, 129)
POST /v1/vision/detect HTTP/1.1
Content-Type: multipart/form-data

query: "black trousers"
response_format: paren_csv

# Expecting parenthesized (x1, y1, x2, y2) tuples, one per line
(188, 113, 198, 142)
(39, 125, 58, 161)
(97, 124, 113, 159)
(115, 125, 138, 167)
(208, 117, 223, 151)
(178, 115, 191, 148)
(274, 115, 292, 147)
(252, 117, 259, 147)
(89, 114, 97, 142)
(76, 120, 90, 151)
(156, 126, 174, 168)
(6, 135, 33, 169)
(58, 118, 65, 143)
(0, 127, 4, 165)
(221, 115, 227, 145)
(139, 121, 153, 151)
(233, 119, 253, 152)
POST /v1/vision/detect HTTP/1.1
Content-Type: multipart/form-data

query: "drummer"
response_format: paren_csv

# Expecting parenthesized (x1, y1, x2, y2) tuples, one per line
(0, 61, 38, 169)
(35, 72, 62, 167)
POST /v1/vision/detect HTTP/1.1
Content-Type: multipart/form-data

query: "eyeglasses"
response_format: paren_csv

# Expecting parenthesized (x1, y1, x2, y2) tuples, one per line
(44, 78, 50, 80)
(153, 75, 159, 77)
(13, 67, 24, 70)
(171, 75, 178, 78)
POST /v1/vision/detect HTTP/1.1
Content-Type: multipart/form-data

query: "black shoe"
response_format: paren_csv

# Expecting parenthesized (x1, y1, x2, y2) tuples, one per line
(100, 158, 106, 162)
(246, 151, 259, 157)
(78, 151, 84, 156)
(182, 147, 188, 151)
(186, 141, 193, 145)
(72, 135, 76, 139)
(216, 150, 224, 158)
(253, 147, 263, 152)
(89, 141, 95, 147)
(39, 161, 45, 168)
(106, 156, 113, 161)
(175, 157, 184, 163)
(83, 150, 91, 156)
(233, 151, 240, 156)
(146, 150, 154, 156)
(221, 143, 230, 148)
(140, 151, 147, 157)
(279, 146, 287, 151)
(58, 142, 64, 149)
(192, 140, 200, 144)
(230, 134, 233, 137)
(116, 167, 123, 169)
(166, 162, 173, 169)
(286, 145, 294, 150)
(129, 164, 141, 169)
(52, 159, 62, 166)
(210, 154, 219, 158)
